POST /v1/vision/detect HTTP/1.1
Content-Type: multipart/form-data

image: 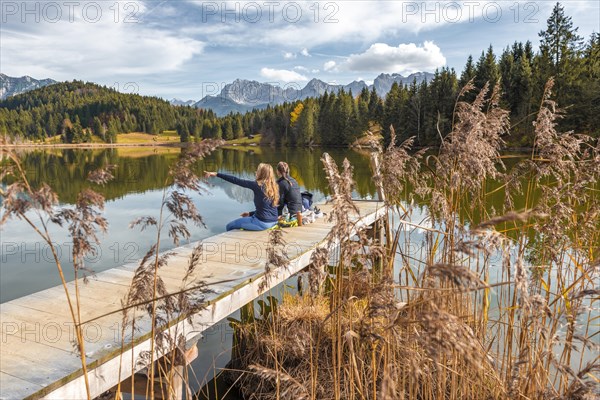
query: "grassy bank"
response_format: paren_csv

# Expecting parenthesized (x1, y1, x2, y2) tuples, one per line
(116, 131, 180, 144)
(224, 134, 262, 146)
(1, 131, 182, 148)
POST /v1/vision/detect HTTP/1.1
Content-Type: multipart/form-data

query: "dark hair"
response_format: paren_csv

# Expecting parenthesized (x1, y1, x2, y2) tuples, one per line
(277, 161, 292, 186)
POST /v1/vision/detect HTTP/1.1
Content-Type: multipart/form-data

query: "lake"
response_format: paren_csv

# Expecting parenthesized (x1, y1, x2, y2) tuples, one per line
(1, 146, 596, 398)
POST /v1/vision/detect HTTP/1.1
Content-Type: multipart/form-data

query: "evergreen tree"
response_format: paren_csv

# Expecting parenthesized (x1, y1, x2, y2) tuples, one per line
(223, 118, 234, 140)
(61, 117, 73, 143)
(194, 119, 204, 142)
(45, 114, 57, 137)
(176, 120, 191, 142)
(71, 115, 85, 143)
(539, 2, 584, 98)
(92, 116, 104, 141)
(510, 56, 534, 141)
(459, 55, 476, 89)
(425, 68, 458, 144)
(357, 88, 370, 133)
(406, 80, 426, 145)
(294, 99, 317, 145)
(382, 82, 403, 145)
(474, 45, 499, 90)
(202, 119, 213, 138)
(106, 118, 119, 143)
(212, 121, 223, 140)
(499, 47, 515, 108)
(524, 40, 535, 64)
(234, 115, 244, 138)
(367, 86, 383, 123)
(572, 32, 600, 135)
(251, 114, 262, 135)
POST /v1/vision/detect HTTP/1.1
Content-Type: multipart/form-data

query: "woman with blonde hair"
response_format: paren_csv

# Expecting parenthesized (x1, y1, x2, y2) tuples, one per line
(204, 163, 279, 231)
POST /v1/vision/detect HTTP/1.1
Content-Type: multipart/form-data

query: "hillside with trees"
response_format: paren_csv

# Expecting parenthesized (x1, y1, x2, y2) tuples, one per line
(0, 81, 223, 144)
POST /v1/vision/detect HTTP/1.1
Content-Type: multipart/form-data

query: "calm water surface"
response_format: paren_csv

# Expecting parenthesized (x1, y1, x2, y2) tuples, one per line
(0, 146, 377, 303)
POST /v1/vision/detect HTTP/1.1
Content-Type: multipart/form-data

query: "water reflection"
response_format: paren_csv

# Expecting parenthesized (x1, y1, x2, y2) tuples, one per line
(3, 147, 376, 205)
(0, 147, 376, 303)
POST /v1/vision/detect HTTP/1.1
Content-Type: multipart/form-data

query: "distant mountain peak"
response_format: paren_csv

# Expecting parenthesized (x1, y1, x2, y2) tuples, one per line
(194, 72, 434, 116)
(0, 73, 57, 100)
(169, 98, 196, 106)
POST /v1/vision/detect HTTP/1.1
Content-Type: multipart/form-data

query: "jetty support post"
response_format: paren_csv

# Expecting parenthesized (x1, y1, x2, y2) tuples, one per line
(168, 342, 199, 400)
(169, 342, 198, 400)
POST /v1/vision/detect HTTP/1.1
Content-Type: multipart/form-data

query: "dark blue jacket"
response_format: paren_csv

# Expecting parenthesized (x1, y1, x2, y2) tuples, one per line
(217, 173, 279, 222)
(277, 176, 302, 216)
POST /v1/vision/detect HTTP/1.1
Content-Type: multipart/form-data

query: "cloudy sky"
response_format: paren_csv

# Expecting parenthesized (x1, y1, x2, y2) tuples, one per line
(1, 0, 598, 100)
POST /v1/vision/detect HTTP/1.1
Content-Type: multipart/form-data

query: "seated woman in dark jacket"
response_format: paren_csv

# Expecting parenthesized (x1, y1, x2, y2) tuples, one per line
(276, 161, 302, 217)
(204, 163, 279, 231)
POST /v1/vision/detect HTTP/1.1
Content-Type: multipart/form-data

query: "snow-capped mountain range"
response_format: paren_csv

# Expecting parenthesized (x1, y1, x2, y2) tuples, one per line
(193, 72, 433, 116)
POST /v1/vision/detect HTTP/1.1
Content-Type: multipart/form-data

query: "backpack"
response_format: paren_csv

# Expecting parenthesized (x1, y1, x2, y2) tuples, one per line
(301, 191, 313, 210)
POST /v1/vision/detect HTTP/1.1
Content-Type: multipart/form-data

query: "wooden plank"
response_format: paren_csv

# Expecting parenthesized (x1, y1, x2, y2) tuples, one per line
(0, 336, 84, 387)
(0, 303, 119, 358)
(23, 280, 129, 308)
(0, 372, 43, 400)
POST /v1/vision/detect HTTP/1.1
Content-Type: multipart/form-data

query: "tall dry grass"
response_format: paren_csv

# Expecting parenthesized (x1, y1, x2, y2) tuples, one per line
(1, 142, 117, 399)
(114, 139, 223, 399)
(229, 79, 599, 400)
(0, 139, 224, 400)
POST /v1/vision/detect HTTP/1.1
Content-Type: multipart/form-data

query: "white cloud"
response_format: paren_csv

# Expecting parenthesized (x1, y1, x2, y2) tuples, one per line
(184, 1, 539, 49)
(260, 68, 308, 82)
(345, 42, 446, 74)
(323, 61, 338, 72)
(1, 1, 203, 80)
(283, 52, 297, 59)
(294, 66, 309, 72)
(206, 1, 466, 48)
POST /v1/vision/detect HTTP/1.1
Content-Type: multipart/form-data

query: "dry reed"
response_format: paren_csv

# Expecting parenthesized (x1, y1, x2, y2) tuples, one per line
(229, 80, 599, 400)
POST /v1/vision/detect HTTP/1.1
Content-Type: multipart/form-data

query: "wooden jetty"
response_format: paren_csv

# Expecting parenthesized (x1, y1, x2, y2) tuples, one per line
(0, 200, 386, 399)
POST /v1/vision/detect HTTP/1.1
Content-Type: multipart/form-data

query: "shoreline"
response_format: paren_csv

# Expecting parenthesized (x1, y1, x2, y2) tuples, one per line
(0, 142, 186, 149)
(0, 140, 538, 153)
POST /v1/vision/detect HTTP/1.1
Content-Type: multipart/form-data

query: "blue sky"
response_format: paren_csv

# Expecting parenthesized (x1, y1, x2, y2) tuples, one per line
(1, 1, 598, 100)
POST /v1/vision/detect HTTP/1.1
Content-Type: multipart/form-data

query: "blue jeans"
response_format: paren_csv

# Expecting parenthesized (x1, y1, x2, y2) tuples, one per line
(302, 197, 310, 211)
(226, 215, 277, 231)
